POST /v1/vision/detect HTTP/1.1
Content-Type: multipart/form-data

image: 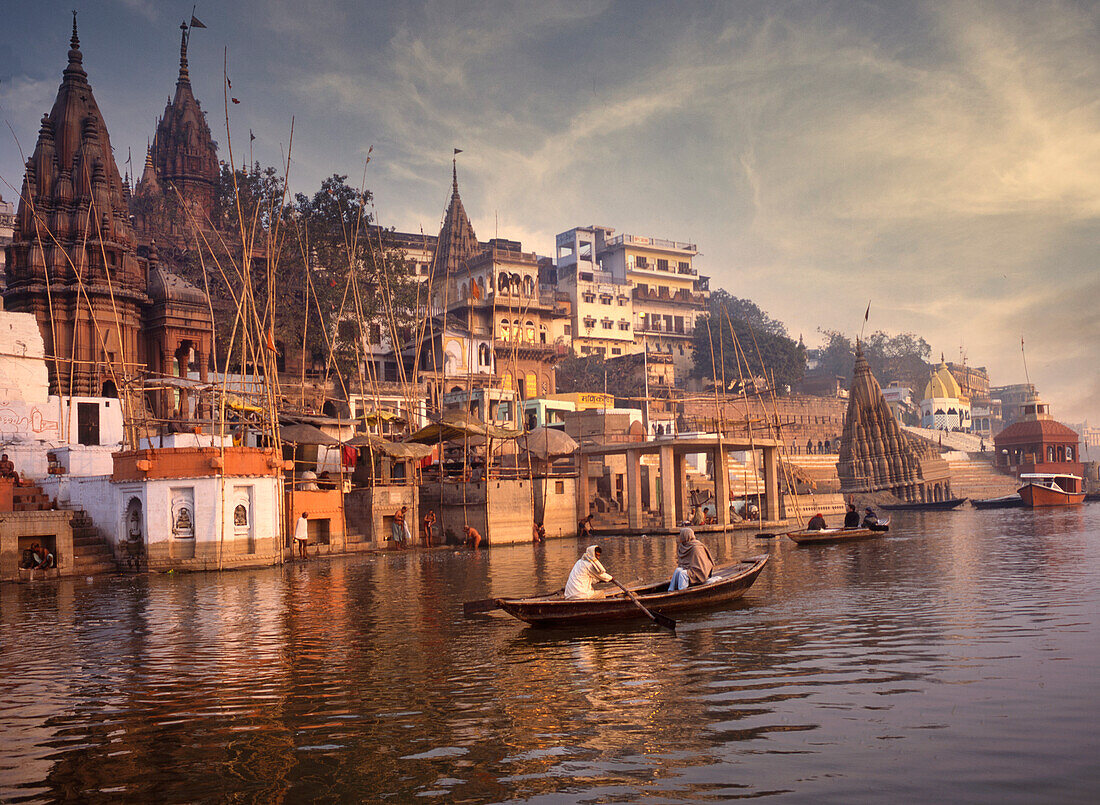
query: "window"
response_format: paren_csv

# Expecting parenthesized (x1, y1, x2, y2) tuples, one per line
(555, 480, 565, 494)
(611, 348, 621, 355)
(636, 256, 648, 268)
(618, 296, 628, 306)
(678, 261, 689, 273)
(564, 325, 572, 336)
(601, 319, 613, 329)
(618, 320, 630, 331)
(600, 294, 612, 305)
(77, 402, 100, 446)
(582, 292, 596, 303)
(657, 259, 668, 271)
(583, 317, 596, 328)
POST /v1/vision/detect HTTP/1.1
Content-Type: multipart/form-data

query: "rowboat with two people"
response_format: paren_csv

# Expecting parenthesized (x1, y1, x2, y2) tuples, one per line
(787, 526, 885, 545)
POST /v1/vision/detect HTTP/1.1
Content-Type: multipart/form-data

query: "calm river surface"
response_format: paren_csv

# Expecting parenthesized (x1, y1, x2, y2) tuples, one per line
(2, 505, 1098, 803)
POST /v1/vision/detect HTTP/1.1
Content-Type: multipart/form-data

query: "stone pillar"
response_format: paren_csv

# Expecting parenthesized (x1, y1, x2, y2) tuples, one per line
(659, 444, 676, 531)
(161, 350, 174, 420)
(626, 448, 643, 531)
(713, 446, 730, 526)
(576, 453, 590, 521)
(674, 451, 688, 525)
(762, 446, 780, 522)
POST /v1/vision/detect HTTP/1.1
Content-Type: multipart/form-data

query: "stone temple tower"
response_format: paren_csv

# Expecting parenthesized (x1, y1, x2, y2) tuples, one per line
(3, 15, 146, 396)
(838, 344, 951, 502)
(146, 22, 219, 228)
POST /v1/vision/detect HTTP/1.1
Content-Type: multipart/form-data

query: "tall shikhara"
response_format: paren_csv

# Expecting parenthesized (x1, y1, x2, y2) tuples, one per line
(146, 23, 219, 226)
(838, 345, 945, 501)
(429, 161, 479, 278)
(4, 16, 145, 396)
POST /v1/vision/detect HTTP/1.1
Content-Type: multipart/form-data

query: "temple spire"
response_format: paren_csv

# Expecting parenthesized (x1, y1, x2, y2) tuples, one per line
(66, 10, 84, 72)
(178, 22, 190, 84)
(452, 157, 458, 195)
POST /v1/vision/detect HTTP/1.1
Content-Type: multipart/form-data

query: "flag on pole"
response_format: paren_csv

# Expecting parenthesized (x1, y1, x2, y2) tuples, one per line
(265, 328, 278, 353)
(453, 148, 463, 155)
(864, 301, 870, 321)
(249, 129, 256, 142)
(190, 15, 207, 29)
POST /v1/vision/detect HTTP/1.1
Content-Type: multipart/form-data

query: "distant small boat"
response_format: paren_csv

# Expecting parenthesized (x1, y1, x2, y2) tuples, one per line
(880, 498, 967, 511)
(1018, 473, 1085, 507)
(971, 494, 1023, 510)
(787, 527, 882, 545)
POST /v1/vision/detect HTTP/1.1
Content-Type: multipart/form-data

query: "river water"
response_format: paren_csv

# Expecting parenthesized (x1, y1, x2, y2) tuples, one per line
(1, 505, 1098, 803)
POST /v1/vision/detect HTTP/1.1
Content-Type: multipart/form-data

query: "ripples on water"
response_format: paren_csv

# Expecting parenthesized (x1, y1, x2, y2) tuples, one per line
(1, 506, 1098, 803)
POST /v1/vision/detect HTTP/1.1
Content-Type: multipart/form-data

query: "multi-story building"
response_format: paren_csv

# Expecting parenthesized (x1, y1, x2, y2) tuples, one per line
(554, 226, 709, 381)
(405, 163, 568, 406)
(991, 383, 1037, 430)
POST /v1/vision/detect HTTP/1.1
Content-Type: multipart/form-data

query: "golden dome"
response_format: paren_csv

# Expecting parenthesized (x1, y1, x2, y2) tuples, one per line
(923, 361, 967, 403)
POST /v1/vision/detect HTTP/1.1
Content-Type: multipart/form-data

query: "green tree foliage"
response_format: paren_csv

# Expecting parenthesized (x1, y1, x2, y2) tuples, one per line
(554, 353, 648, 400)
(692, 291, 805, 393)
(814, 328, 933, 391)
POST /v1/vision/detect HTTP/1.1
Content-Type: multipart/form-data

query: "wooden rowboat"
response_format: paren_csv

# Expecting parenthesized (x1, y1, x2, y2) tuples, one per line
(880, 497, 967, 511)
(492, 555, 770, 627)
(787, 527, 882, 545)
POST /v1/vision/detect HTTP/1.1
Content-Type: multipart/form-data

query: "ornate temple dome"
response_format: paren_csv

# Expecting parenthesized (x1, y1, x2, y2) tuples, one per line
(430, 161, 479, 277)
(923, 360, 966, 403)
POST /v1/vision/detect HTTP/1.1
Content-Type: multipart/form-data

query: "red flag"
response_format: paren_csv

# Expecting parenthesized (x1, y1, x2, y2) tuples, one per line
(265, 329, 278, 353)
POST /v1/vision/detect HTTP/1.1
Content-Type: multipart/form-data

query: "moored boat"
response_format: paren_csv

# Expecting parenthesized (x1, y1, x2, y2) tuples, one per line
(492, 555, 769, 627)
(971, 494, 1023, 510)
(1017, 473, 1085, 507)
(880, 497, 967, 511)
(787, 527, 881, 545)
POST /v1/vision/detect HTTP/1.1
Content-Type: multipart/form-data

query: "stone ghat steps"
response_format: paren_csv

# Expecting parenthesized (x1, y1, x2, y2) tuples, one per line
(942, 455, 1020, 500)
(903, 425, 985, 453)
(12, 481, 56, 512)
(65, 509, 119, 575)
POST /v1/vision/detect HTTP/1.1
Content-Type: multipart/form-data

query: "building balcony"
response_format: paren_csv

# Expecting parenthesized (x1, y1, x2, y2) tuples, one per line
(605, 233, 697, 254)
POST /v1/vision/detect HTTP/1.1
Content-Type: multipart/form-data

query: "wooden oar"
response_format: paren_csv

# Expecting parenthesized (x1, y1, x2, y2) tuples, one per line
(463, 588, 564, 616)
(610, 578, 676, 631)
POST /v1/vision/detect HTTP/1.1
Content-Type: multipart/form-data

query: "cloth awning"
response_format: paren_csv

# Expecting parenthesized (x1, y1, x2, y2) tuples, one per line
(346, 433, 434, 459)
(406, 411, 524, 444)
(518, 427, 578, 460)
(279, 423, 340, 445)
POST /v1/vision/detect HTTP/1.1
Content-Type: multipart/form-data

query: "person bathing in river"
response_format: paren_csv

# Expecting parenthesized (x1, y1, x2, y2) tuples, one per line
(422, 509, 436, 547)
(392, 506, 409, 548)
(807, 512, 828, 530)
(294, 512, 309, 559)
(668, 527, 715, 591)
(463, 524, 482, 550)
(564, 545, 613, 599)
(843, 503, 860, 529)
(578, 513, 594, 538)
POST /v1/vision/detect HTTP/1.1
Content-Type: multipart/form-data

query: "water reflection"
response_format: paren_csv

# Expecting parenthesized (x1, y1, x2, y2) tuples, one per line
(1, 506, 1098, 802)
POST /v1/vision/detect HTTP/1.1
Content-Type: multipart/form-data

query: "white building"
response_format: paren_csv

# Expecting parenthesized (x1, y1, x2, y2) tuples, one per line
(920, 360, 971, 430)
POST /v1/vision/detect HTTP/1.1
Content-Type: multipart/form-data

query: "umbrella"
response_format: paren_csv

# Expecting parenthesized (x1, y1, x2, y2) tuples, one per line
(346, 433, 434, 459)
(519, 427, 578, 461)
(406, 411, 523, 444)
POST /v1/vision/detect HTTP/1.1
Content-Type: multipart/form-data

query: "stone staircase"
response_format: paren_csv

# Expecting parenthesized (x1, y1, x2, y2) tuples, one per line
(903, 425, 986, 453)
(942, 452, 1019, 500)
(68, 510, 119, 575)
(12, 480, 55, 511)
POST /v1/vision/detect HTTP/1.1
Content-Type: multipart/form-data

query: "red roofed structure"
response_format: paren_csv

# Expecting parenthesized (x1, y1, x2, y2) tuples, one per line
(993, 393, 1082, 478)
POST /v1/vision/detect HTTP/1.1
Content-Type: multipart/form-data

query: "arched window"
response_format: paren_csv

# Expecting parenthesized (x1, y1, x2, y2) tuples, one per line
(461, 282, 468, 299)
(513, 318, 521, 340)
(1067, 446, 1074, 461)
(522, 276, 535, 296)
(525, 320, 535, 343)
(498, 274, 509, 292)
(539, 324, 548, 344)
(502, 371, 513, 390)
(1048, 445, 1056, 462)
(511, 273, 521, 292)
(525, 371, 537, 398)
(499, 320, 510, 340)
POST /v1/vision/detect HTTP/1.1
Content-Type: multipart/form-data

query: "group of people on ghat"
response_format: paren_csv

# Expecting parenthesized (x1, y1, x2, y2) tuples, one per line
(563, 527, 716, 600)
(806, 503, 879, 531)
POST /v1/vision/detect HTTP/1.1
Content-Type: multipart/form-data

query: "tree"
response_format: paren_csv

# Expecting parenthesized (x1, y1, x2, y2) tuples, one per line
(813, 328, 932, 391)
(693, 293, 805, 393)
(554, 353, 648, 400)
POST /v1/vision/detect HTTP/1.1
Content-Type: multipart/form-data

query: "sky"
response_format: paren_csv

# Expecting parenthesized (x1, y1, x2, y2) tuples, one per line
(2, 0, 1098, 423)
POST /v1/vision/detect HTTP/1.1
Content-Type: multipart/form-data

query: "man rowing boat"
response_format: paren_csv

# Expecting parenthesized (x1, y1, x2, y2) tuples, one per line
(564, 545, 612, 599)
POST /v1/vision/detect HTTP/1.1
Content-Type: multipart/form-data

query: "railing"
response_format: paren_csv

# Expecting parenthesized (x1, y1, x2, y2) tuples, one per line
(605, 233, 697, 252)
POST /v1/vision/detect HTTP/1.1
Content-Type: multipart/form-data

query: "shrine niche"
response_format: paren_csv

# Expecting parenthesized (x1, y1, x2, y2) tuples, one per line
(170, 488, 195, 538)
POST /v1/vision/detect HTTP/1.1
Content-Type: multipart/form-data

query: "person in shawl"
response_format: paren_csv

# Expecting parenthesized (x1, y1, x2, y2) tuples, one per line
(668, 527, 715, 591)
(564, 545, 613, 599)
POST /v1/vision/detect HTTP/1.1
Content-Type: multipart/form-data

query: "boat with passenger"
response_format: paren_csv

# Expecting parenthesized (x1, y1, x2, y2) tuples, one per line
(787, 526, 884, 545)
(1017, 473, 1085, 507)
(487, 555, 770, 627)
